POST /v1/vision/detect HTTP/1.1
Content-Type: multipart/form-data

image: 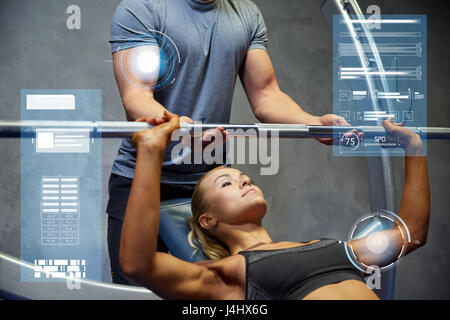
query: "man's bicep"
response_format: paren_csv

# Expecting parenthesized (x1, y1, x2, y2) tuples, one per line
(110, 0, 156, 52)
(239, 49, 280, 102)
(113, 46, 160, 96)
(110, 0, 160, 93)
(112, 47, 166, 121)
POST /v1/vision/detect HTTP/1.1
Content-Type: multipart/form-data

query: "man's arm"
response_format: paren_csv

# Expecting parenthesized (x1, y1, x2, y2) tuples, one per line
(113, 46, 168, 121)
(113, 45, 225, 149)
(239, 49, 349, 128)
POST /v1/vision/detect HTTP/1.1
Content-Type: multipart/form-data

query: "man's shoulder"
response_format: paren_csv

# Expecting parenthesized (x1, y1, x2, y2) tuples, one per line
(111, 0, 165, 31)
(227, 0, 257, 9)
(117, 0, 148, 9)
(237, 0, 262, 8)
(114, 0, 165, 13)
(225, 0, 261, 17)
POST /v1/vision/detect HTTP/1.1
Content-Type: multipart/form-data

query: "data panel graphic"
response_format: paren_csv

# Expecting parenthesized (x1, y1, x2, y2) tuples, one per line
(20, 90, 102, 282)
(333, 15, 427, 156)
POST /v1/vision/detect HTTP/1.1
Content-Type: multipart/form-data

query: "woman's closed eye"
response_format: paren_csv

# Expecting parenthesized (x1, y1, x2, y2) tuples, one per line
(221, 181, 231, 188)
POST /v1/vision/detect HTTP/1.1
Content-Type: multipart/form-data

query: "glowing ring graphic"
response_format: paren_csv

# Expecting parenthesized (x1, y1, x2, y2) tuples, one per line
(345, 209, 411, 274)
(117, 30, 180, 92)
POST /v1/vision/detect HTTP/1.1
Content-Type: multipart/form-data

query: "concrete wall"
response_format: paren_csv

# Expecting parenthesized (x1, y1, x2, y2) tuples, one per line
(0, 0, 448, 299)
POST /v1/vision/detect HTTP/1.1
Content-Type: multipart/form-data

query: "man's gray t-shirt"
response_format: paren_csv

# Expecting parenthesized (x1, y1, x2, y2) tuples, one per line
(109, 0, 268, 184)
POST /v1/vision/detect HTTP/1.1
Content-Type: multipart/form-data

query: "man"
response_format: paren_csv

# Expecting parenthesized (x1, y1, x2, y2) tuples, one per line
(107, 0, 349, 285)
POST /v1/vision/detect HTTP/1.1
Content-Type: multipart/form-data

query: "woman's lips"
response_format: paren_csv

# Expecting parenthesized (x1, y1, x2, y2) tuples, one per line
(242, 188, 255, 197)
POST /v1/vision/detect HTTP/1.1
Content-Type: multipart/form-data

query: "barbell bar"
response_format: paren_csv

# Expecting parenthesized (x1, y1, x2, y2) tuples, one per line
(0, 120, 449, 139)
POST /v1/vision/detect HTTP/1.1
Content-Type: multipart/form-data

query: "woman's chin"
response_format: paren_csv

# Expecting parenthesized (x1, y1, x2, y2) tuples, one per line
(248, 200, 268, 220)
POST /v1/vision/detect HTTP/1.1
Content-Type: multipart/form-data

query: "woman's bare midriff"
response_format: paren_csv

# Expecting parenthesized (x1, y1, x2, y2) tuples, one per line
(302, 279, 380, 300)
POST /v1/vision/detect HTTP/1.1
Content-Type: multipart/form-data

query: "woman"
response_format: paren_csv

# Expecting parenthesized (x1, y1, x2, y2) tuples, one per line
(119, 111, 430, 300)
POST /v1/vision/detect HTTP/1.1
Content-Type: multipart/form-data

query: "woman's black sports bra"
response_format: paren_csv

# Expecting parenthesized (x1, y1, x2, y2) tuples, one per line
(238, 238, 365, 300)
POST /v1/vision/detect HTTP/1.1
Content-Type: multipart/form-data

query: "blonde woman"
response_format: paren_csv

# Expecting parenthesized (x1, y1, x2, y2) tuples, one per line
(120, 111, 430, 300)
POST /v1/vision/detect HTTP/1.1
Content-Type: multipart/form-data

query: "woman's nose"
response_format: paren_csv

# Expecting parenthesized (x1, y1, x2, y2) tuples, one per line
(240, 177, 251, 188)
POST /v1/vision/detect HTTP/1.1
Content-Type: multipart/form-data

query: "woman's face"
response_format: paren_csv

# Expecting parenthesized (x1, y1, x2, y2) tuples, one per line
(200, 168, 267, 226)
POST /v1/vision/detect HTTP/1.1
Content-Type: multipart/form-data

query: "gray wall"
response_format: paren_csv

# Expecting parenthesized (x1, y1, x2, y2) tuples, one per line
(0, 0, 448, 299)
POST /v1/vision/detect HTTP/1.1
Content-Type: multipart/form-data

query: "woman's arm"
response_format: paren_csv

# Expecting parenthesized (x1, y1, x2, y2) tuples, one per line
(349, 119, 430, 267)
(389, 120, 430, 253)
(119, 129, 165, 278)
(119, 113, 230, 299)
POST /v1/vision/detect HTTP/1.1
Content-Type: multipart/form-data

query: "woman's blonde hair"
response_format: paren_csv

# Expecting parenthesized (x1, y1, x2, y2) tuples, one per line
(188, 166, 231, 260)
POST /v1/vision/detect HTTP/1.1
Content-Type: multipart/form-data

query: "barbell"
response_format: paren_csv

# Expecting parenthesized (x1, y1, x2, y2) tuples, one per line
(0, 120, 449, 139)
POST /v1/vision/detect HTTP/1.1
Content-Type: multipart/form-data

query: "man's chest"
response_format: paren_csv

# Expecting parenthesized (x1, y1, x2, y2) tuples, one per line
(160, 8, 250, 65)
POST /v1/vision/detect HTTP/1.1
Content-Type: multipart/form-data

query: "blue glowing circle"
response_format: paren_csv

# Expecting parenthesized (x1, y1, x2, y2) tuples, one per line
(117, 30, 180, 92)
(345, 209, 410, 273)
